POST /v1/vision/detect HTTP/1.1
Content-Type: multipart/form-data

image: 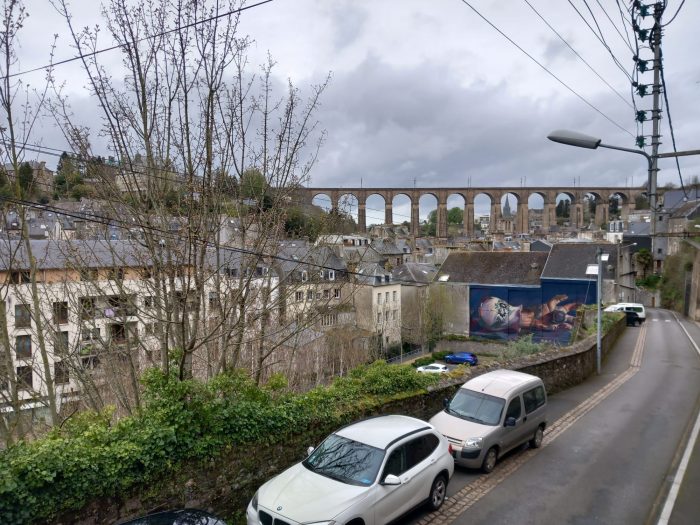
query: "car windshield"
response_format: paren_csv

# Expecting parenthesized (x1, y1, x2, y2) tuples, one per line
(446, 388, 505, 426)
(303, 434, 384, 486)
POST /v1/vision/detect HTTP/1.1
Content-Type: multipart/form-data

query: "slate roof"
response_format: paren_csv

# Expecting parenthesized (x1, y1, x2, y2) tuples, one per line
(435, 251, 548, 285)
(627, 221, 650, 235)
(670, 200, 700, 219)
(0, 239, 248, 273)
(392, 262, 438, 284)
(274, 240, 346, 279)
(529, 239, 552, 252)
(540, 242, 615, 281)
(371, 238, 403, 256)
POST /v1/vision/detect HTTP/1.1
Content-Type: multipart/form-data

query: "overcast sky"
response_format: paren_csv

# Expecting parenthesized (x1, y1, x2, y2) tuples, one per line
(14, 0, 700, 220)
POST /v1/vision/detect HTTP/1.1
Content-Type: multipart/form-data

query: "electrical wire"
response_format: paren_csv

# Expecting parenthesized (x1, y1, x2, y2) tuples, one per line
(0, 0, 275, 80)
(567, 0, 634, 82)
(522, 0, 633, 109)
(456, 0, 634, 137)
(658, 46, 689, 198)
(591, 0, 635, 54)
(662, 0, 686, 27)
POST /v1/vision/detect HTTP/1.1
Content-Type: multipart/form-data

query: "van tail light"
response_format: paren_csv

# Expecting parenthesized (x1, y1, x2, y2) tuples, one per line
(448, 443, 453, 455)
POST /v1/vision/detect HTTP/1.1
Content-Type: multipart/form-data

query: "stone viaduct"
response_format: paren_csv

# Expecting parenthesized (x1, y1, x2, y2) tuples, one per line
(301, 186, 647, 237)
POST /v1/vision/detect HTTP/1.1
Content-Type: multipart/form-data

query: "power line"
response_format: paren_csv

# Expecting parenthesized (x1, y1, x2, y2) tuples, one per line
(658, 46, 689, 197)
(592, 0, 636, 54)
(566, 0, 633, 82)
(662, 0, 686, 27)
(0, 0, 275, 80)
(522, 0, 633, 109)
(0, 194, 436, 288)
(456, 0, 634, 137)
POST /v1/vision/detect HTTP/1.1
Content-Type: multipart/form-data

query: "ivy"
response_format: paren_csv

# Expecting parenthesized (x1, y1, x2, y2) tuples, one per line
(0, 361, 438, 524)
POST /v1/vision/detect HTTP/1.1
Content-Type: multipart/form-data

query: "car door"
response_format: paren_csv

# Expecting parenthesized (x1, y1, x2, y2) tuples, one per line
(372, 434, 436, 524)
(522, 384, 547, 433)
(501, 395, 527, 453)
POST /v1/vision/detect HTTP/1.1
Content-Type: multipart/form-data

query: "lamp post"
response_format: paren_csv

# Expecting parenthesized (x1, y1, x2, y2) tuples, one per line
(587, 249, 609, 375)
(547, 130, 656, 265)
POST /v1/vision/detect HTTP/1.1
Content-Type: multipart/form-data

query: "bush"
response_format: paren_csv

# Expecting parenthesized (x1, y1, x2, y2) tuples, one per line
(412, 356, 434, 368)
(431, 350, 450, 360)
(0, 363, 439, 524)
(500, 334, 546, 359)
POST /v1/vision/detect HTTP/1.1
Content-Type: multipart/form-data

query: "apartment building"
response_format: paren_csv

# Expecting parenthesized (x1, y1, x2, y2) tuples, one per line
(0, 239, 274, 418)
(353, 262, 402, 349)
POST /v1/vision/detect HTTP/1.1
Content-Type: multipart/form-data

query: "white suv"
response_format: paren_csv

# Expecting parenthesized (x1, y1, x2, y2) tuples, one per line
(247, 415, 454, 525)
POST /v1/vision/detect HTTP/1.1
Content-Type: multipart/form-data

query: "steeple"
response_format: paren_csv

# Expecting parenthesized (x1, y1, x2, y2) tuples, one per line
(503, 195, 512, 218)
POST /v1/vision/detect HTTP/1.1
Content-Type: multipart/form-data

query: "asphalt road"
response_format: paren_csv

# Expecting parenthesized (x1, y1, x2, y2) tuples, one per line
(405, 308, 700, 525)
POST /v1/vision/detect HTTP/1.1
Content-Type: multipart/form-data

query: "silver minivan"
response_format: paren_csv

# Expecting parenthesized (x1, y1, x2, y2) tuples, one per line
(429, 369, 547, 473)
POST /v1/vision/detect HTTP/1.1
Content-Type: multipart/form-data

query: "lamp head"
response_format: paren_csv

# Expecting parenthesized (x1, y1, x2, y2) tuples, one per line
(547, 129, 602, 149)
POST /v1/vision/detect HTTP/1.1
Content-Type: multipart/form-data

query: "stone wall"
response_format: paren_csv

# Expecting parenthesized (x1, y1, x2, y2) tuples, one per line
(53, 318, 626, 525)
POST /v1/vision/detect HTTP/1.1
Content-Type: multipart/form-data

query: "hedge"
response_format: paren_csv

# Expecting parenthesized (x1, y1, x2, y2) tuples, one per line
(0, 361, 439, 524)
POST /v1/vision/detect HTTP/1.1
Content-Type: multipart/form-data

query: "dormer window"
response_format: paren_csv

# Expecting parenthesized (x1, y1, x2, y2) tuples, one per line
(328, 270, 335, 281)
(301, 270, 308, 282)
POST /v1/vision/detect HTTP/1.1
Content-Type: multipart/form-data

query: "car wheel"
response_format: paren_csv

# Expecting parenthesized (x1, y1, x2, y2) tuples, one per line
(481, 447, 498, 473)
(529, 425, 544, 449)
(427, 474, 448, 511)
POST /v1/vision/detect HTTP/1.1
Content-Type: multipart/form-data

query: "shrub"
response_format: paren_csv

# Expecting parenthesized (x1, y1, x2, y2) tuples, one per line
(0, 363, 439, 524)
(500, 334, 546, 359)
(431, 350, 450, 361)
(412, 356, 434, 368)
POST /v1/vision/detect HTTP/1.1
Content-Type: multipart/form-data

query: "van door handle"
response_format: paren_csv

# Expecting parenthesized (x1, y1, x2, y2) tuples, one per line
(523, 416, 528, 422)
(430, 457, 436, 464)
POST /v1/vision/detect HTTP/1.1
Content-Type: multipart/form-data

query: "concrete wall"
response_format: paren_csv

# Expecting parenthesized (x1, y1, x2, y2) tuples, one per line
(51, 319, 626, 525)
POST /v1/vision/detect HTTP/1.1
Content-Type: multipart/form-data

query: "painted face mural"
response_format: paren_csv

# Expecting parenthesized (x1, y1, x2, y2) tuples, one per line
(476, 296, 522, 332)
(470, 285, 593, 344)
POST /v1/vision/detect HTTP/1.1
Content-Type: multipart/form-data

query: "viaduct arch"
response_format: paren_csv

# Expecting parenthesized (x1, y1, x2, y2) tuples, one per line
(304, 186, 648, 238)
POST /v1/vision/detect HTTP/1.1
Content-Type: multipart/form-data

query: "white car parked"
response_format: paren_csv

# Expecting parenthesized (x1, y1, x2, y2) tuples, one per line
(247, 415, 454, 525)
(416, 363, 449, 374)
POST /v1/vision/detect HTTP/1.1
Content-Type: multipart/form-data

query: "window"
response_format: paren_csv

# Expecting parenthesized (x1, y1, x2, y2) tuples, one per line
(301, 270, 308, 282)
(385, 311, 389, 321)
(144, 322, 160, 336)
(392, 310, 397, 321)
(306, 289, 313, 300)
(377, 313, 381, 324)
(108, 267, 125, 281)
(80, 268, 98, 281)
(10, 270, 31, 284)
(377, 293, 382, 305)
(54, 361, 70, 384)
(393, 291, 397, 302)
(323, 289, 330, 300)
(208, 292, 220, 308)
(16, 366, 33, 390)
(14, 304, 31, 328)
(295, 291, 304, 302)
(333, 288, 341, 299)
(385, 292, 389, 303)
(328, 270, 335, 281)
(55, 331, 69, 353)
(53, 301, 69, 324)
(82, 327, 100, 341)
(523, 386, 546, 414)
(144, 296, 154, 308)
(80, 297, 96, 320)
(141, 267, 153, 279)
(15, 335, 31, 359)
(225, 267, 238, 278)
(657, 248, 662, 254)
(505, 397, 522, 421)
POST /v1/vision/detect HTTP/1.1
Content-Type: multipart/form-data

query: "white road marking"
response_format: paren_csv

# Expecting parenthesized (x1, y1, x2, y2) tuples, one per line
(656, 314, 700, 525)
(664, 319, 671, 322)
(418, 324, 648, 525)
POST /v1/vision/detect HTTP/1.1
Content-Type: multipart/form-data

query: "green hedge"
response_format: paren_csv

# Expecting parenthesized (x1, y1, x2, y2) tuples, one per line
(0, 362, 439, 525)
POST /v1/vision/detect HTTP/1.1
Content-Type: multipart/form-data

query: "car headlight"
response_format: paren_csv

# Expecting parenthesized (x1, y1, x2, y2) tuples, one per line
(464, 437, 483, 449)
(250, 490, 259, 511)
(305, 522, 336, 525)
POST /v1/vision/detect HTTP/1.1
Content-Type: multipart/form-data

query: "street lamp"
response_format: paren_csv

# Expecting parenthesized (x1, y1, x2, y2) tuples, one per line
(547, 130, 657, 268)
(586, 248, 609, 375)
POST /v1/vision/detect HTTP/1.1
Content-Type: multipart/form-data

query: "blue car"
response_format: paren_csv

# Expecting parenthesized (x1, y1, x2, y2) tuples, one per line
(444, 352, 478, 366)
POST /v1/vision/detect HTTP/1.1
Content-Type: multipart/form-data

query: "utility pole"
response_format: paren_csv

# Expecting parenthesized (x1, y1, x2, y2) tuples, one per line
(649, 2, 663, 273)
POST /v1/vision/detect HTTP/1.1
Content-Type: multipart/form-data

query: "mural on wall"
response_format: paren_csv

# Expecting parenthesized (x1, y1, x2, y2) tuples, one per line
(469, 281, 596, 344)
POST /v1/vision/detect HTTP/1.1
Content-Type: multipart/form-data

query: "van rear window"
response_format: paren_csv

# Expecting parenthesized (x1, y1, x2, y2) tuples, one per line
(523, 386, 546, 414)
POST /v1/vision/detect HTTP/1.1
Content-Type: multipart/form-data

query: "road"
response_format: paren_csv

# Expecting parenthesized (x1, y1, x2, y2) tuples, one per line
(406, 308, 700, 525)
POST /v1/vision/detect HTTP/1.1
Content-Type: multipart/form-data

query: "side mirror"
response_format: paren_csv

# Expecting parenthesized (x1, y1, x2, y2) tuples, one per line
(505, 416, 516, 427)
(382, 474, 401, 486)
(306, 446, 315, 456)
(443, 398, 449, 408)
